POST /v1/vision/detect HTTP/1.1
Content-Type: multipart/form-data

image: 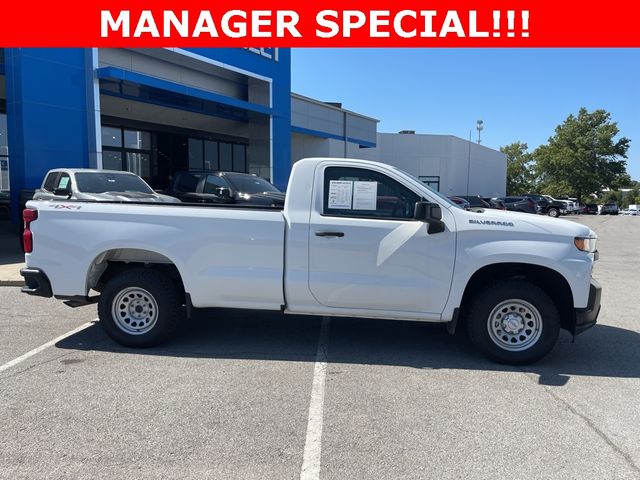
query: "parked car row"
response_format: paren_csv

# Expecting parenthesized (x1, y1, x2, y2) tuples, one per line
(445, 193, 612, 218)
(449, 194, 564, 217)
(619, 208, 639, 216)
(27, 169, 285, 209)
(447, 196, 507, 212)
(13, 168, 283, 251)
(12, 167, 631, 224)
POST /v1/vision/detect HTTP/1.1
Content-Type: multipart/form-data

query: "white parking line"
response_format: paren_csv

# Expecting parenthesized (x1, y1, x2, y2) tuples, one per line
(0, 321, 94, 373)
(300, 316, 331, 480)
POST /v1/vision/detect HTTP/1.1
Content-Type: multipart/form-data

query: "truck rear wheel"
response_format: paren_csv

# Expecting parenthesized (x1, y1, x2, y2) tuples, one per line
(467, 280, 560, 365)
(98, 268, 183, 347)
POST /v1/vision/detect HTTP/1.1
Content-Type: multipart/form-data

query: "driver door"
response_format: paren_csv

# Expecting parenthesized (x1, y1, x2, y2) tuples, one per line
(308, 165, 456, 315)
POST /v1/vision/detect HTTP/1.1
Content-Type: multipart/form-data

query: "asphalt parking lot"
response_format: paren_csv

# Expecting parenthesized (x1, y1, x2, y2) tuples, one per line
(1, 215, 640, 479)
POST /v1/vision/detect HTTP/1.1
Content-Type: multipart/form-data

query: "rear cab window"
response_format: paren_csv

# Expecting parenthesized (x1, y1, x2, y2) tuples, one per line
(57, 174, 71, 191)
(42, 172, 60, 192)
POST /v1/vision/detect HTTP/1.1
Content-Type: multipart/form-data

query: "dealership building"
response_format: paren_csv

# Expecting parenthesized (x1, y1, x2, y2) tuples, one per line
(0, 48, 505, 223)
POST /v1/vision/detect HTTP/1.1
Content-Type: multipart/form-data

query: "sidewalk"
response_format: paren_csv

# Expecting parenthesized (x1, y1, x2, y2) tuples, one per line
(0, 220, 24, 286)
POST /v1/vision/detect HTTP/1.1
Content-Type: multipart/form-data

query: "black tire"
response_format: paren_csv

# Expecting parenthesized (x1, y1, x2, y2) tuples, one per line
(547, 207, 559, 218)
(98, 268, 183, 347)
(467, 280, 560, 365)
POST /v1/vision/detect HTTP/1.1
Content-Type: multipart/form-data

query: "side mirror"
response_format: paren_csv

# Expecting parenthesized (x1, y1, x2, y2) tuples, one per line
(53, 186, 71, 197)
(414, 201, 446, 234)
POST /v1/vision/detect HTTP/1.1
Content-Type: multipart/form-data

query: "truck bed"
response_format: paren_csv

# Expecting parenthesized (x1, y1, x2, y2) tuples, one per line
(25, 200, 286, 310)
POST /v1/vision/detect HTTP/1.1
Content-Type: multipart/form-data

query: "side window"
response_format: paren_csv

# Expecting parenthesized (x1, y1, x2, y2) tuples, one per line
(203, 175, 228, 194)
(56, 173, 71, 192)
(323, 167, 421, 220)
(173, 173, 200, 193)
(43, 173, 59, 192)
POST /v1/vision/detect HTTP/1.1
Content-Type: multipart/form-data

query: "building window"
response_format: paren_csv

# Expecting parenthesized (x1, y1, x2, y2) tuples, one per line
(204, 141, 219, 170)
(187, 138, 248, 173)
(0, 109, 9, 191)
(101, 126, 152, 180)
(219, 143, 233, 171)
(419, 176, 440, 192)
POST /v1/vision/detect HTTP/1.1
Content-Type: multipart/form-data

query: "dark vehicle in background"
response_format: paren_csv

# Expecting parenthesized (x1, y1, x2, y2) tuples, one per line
(166, 171, 285, 207)
(584, 204, 598, 215)
(600, 203, 619, 215)
(552, 196, 579, 214)
(33, 169, 181, 204)
(454, 195, 491, 212)
(496, 196, 539, 214)
(447, 196, 471, 210)
(482, 197, 507, 210)
(525, 194, 565, 217)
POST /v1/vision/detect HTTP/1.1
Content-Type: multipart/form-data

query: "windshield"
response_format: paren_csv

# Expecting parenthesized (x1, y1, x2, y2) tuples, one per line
(224, 174, 281, 194)
(75, 172, 153, 194)
(391, 167, 461, 208)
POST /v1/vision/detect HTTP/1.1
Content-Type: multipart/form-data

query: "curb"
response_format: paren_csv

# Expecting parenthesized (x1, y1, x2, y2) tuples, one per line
(0, 280, 24, 287)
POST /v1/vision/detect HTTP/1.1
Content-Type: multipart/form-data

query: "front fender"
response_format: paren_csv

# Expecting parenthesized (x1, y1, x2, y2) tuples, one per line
(442, 238, 594, 321)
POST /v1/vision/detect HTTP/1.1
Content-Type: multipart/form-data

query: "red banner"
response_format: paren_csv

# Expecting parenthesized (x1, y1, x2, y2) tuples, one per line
(1, 0, 639, 47)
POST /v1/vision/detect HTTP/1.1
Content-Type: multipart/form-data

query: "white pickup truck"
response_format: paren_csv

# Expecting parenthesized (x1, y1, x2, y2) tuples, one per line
(20, 158, 601, 365)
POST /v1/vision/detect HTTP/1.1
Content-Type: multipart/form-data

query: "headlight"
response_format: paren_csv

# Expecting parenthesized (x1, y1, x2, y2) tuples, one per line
(574, 236, 597, 253)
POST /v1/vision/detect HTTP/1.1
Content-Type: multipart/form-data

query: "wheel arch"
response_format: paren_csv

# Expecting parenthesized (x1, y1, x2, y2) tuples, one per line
(85, 248, 187, 301)
(458, 262, 575, 333)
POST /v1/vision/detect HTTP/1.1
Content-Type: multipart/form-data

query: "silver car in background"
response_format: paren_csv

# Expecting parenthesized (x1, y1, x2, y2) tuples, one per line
(33, 169, 181, 204)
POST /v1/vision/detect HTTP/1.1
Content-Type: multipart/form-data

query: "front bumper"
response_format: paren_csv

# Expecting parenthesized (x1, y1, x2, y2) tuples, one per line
(20, 268, 53, 298)
(573, 278, 601, 335)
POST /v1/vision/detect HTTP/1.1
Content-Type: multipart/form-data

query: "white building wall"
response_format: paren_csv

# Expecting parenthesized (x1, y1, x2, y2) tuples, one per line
(347, 133, 506, 197)
(289, 94, 506, 197)
(291, 132, 331, 160)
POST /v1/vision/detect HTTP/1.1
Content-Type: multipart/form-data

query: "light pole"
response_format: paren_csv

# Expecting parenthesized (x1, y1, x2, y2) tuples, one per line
(466, 130, 472, 196)
(476, 120, 484, 144)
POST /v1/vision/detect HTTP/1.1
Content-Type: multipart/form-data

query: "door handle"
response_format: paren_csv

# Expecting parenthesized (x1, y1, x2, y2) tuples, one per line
(315, 231, 345, 238)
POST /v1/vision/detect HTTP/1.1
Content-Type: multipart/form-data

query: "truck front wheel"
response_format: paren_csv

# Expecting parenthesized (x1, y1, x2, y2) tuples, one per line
(467, 281, 560, 365)
(98, 268, 183, 347)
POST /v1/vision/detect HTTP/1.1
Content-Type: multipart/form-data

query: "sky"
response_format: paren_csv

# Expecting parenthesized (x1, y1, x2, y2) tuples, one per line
(291, 48, 640, 179)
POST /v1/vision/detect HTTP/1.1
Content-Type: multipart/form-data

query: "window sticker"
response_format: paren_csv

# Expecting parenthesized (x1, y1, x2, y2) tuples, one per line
(58, 177, 70, 189)
(328, 180, 353, 209)
(353, 181, 377, 210)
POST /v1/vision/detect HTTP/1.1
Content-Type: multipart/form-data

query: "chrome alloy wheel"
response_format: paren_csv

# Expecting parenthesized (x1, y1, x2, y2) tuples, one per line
(111, 287, 159, 335)
(487, 299, 543, 352)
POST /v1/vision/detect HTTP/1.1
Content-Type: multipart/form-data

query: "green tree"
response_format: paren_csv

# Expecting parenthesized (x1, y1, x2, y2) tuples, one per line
(501, 141, 535, 195)
(600, 190, 623, 205)
(534, 108, 630, 202)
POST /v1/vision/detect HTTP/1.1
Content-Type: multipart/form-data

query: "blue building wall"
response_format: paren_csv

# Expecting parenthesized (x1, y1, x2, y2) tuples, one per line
(5, 49, 93, 223)
(185, 48, 292, 188)
(4, 48, 291, 223)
